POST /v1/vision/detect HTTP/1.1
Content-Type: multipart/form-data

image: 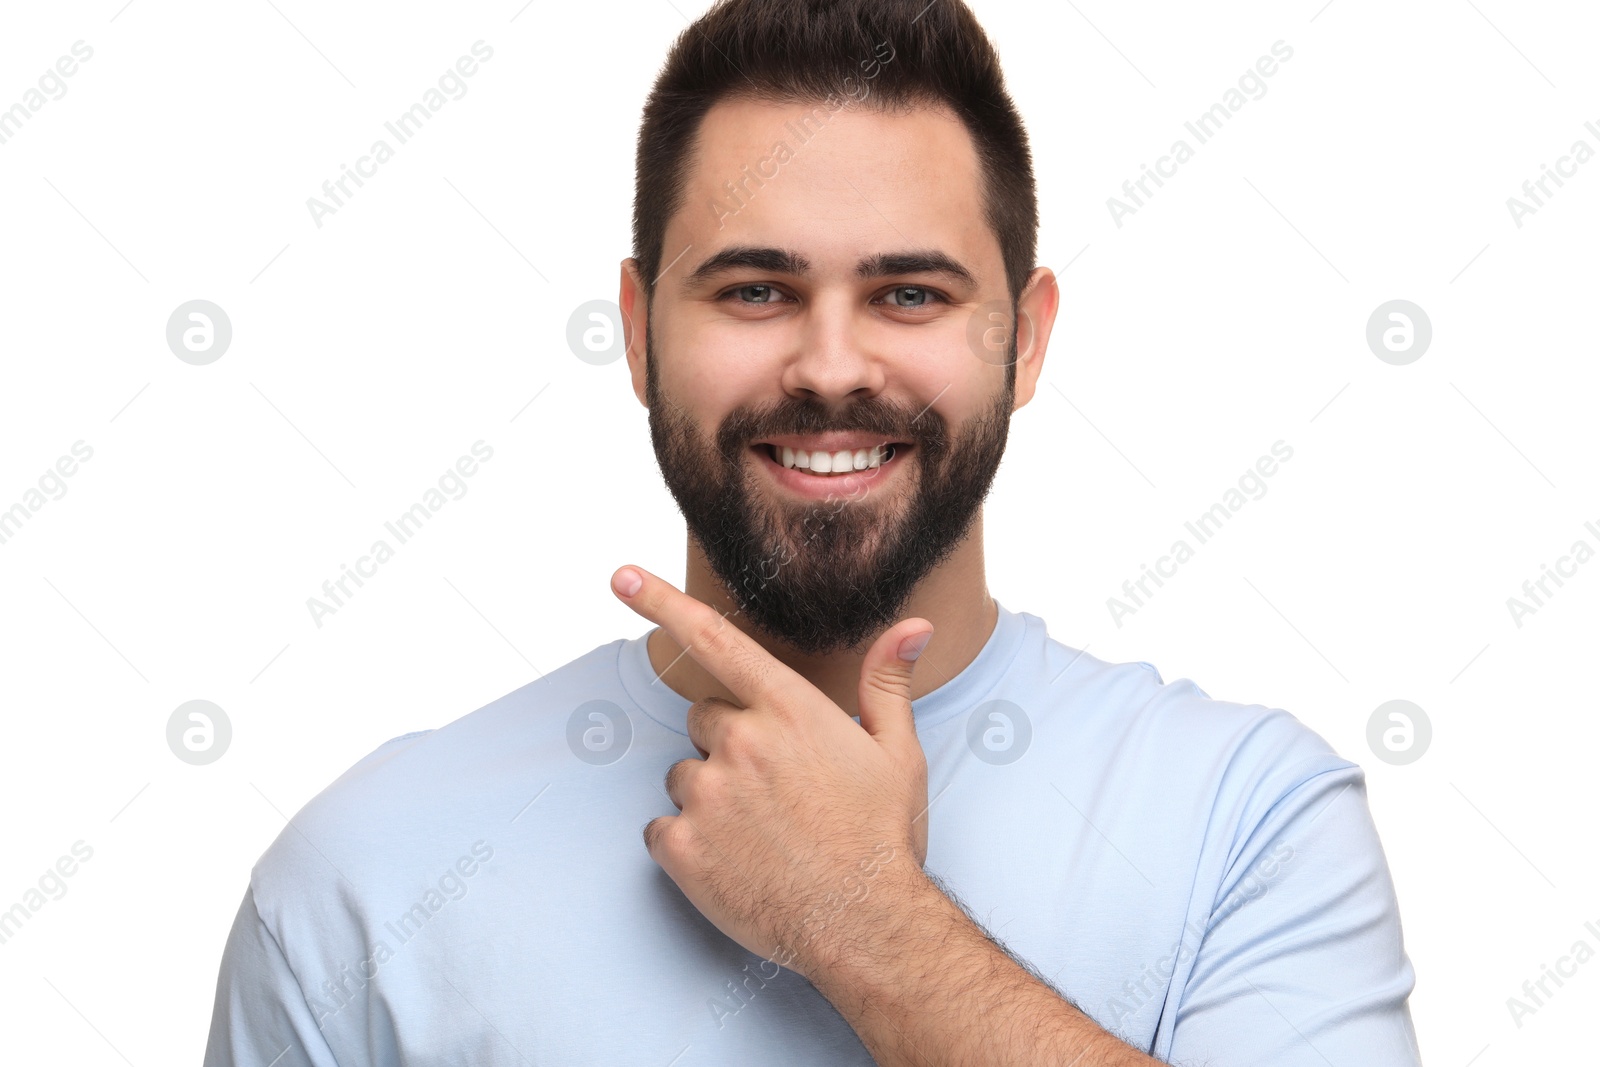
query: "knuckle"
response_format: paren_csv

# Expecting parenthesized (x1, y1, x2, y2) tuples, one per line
(687, 695, 729, 723)
(718, 721, 762, 764)
(659, 818, 697, 854)
(644, 815, 695, 858)
(862, 667, 911, 703)
(765, 683, 803, 722)
(663, 758, 692, 799)
(688, 611, 732, 657)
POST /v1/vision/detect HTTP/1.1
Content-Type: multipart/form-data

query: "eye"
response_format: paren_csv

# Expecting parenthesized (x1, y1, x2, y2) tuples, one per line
(879, 285, 946, 309)
(721, 284, 792, 305)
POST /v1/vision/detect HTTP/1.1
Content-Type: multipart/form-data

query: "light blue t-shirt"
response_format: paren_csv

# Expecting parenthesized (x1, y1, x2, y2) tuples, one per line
(205, 601, 1422, 1065)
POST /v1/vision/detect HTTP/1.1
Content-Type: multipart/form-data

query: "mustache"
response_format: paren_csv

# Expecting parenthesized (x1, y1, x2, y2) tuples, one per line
(715, 397, 947, 456)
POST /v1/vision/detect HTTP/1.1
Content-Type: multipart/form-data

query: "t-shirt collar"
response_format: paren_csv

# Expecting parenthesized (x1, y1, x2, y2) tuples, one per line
(617, 599, 1027, 736)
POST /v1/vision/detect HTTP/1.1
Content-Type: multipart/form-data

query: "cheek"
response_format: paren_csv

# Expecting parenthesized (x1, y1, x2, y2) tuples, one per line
(663, 325, 784, 415)
(884, 313, 985, 378)
(896, 358, 991, 429)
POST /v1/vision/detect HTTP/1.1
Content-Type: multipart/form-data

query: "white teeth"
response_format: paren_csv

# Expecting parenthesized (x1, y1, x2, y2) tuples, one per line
(772, 443, 894, 474)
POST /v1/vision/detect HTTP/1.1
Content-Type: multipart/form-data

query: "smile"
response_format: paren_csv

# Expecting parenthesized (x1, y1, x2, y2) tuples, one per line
(765, 442, 896, 473)
(748, 438, 913, 499)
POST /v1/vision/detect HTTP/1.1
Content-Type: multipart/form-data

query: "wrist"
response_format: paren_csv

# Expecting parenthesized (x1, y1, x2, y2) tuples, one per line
(793, 850, 949, 993)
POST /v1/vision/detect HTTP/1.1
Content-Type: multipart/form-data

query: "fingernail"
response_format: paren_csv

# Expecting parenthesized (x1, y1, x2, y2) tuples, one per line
(614, 568, 643, 597)
(898, 631, 933, 662)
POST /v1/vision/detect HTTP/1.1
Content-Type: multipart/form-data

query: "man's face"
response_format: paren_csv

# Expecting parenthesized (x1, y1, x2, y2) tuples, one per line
(634, 96, 1018, 657)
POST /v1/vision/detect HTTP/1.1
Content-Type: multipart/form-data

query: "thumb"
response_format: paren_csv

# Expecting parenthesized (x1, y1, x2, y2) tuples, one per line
(856, 619, 934, 741)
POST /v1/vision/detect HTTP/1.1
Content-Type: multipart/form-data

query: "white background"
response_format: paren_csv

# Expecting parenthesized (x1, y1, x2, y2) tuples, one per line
(0, 0, 1595, 1062)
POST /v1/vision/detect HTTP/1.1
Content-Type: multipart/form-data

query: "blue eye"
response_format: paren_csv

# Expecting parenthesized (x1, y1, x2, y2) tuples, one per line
(718, 283, 948, 307)
(729, 284, 784, 304)
(883, 286, 943, 308)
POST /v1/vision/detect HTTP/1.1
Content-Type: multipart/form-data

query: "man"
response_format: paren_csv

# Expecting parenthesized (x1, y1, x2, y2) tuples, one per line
(206, 0, 1423, 1063)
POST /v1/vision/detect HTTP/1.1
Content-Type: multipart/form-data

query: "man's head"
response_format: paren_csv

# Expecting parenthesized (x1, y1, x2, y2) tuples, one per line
(621, 0, 1056, 656)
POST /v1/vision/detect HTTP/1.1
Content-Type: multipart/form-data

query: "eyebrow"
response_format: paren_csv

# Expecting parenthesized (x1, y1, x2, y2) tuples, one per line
(680, 246, 978, 291)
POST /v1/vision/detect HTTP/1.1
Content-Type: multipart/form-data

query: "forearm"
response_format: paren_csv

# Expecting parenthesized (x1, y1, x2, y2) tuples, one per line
(803, 866, 1164, 1067)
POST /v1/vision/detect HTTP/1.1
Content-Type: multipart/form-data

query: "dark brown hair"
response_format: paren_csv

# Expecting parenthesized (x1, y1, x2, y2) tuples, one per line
(632, 0, 1038, 309)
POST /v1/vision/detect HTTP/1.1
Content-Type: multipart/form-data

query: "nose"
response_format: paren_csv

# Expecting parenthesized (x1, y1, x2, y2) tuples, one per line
(779, 291, 887, 404)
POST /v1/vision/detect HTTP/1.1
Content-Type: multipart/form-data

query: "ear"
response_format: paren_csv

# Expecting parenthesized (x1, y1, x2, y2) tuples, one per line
(620, 257, 651, 409)
(1010, 265, 1059, 413)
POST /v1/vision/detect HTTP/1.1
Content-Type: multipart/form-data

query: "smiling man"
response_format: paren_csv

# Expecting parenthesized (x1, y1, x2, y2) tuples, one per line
(205, 1, 1422, 1064)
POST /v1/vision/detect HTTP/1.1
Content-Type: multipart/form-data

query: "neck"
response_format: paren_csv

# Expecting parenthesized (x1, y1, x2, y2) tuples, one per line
(644, 512, 996, 718)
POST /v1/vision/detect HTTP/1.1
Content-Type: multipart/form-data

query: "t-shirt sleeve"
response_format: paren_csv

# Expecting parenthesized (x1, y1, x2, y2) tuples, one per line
(1166, 758, 1423, 1066)
(204, 885, 343, 1067)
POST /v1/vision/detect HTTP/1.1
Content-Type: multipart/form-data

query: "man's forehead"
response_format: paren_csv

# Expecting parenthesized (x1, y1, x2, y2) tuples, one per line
(692, 93, 974, 154)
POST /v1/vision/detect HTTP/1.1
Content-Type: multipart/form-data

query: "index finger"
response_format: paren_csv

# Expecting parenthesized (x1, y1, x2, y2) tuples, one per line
(611, 564, 808, 710)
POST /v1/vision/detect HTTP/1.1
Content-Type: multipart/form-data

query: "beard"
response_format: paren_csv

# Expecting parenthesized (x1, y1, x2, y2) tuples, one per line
(644, 322, 1015, 657)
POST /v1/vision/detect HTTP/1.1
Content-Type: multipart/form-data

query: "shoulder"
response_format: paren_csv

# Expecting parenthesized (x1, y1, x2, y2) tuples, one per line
(1022, 611, 1360, 821)
(244, 636, 632, 930)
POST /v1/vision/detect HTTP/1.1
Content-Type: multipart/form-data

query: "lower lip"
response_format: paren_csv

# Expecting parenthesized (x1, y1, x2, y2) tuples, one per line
(750, 444, 911, 500)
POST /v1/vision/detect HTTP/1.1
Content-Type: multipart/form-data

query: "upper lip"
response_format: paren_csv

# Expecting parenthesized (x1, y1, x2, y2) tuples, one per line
(753, 434, 908, 452)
